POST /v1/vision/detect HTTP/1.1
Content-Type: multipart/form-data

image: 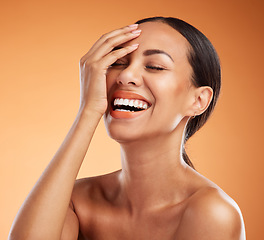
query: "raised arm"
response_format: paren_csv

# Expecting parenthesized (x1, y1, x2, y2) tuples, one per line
(8, 24, 141, 240)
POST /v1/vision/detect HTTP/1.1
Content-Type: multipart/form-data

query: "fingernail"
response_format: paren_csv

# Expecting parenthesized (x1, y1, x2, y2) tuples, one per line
(131, 29, 142, 34)
(128, 24, 138, 28)
(130, 44, 139, 49)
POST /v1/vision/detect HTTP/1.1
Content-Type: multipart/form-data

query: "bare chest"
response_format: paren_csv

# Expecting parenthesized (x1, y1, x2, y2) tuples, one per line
(78, 204, 186, 240)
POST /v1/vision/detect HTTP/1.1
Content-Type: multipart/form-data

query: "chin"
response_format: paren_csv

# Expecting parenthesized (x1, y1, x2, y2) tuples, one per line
(104, 120, 144, 143)
(103, 110, 185, 144)
(103, 111, 147, 142)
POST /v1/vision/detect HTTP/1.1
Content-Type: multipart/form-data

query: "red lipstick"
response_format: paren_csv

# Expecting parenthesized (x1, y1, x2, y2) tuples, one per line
(112, 90, 151, 103)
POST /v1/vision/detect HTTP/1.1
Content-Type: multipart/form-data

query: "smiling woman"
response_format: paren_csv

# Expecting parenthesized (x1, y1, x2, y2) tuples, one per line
(9, 17, 246, 240)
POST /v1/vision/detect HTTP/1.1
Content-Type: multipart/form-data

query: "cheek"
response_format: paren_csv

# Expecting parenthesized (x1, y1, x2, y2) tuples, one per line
(152, 74, 189, 107)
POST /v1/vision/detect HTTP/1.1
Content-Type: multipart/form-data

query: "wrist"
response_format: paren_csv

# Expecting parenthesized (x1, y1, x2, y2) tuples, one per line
(77, 104, 103, 123)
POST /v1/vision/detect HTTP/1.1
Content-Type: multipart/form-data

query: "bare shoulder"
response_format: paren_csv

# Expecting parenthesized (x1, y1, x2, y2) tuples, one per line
(177, 186, 246, 240)
(73, 170, 120, 194)
(71, 170, 121, 209)
(70, 171, 121, 235)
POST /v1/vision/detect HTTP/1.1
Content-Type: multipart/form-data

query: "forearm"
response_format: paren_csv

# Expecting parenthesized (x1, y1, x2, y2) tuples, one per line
(9, 109, 101, 240)
(9, 23, 141, 240)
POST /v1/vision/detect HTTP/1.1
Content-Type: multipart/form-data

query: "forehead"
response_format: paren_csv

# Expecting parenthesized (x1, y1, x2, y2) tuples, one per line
(135, 21, 191, 61)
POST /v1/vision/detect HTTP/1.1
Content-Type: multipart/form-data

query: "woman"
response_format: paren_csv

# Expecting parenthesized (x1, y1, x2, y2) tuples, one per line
(9, 17, 246, 240)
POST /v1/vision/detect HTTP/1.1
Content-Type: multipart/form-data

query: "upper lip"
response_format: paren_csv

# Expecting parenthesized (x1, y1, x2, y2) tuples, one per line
(111, 90, 152, 107)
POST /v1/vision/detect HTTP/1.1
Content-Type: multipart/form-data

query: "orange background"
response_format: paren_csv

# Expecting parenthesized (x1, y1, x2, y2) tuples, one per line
(1, 0, 263, 239)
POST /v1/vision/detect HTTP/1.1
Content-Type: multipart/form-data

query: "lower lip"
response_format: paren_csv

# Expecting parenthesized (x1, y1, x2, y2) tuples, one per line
(110, 108, 147, 119)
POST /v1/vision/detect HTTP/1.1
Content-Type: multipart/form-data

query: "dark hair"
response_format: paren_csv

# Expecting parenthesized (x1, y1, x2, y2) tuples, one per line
(136, 17, 221, 169)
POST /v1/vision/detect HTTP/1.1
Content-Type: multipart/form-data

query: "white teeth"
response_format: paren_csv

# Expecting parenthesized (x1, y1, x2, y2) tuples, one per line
(119, 99, 123, 105)
(128, 100, 134, 107)
(116, 109, 131, 112)
(113, 98, 149, 110)
(123, 99, 129, 105)
(114, 99, 119, 105)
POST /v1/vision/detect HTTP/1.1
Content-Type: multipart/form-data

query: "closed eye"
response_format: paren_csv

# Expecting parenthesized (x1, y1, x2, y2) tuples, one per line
(146, 65, 165, 71)
(109, 63, 166, 71)
(109, 61, 127, 67)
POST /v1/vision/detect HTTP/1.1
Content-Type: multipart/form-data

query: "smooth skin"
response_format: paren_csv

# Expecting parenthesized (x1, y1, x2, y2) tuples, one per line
(9, 22, 246, 240)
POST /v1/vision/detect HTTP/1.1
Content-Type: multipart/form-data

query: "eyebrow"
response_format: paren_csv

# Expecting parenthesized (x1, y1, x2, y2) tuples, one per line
(111, 47, 174, 62)
(143, 49, 174, 62)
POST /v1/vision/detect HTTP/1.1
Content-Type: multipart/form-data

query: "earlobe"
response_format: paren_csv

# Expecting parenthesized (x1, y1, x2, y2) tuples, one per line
(194, 86, 213, 115)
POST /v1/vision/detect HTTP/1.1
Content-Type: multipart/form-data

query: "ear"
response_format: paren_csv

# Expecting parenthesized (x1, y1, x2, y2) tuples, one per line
(191, 86, 214, 116)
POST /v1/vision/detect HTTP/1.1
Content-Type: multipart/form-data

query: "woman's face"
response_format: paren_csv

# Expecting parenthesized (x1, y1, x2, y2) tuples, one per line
(104, 21, 196, 143)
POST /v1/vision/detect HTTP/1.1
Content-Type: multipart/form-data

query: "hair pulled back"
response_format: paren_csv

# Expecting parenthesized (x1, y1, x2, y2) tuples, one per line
(136, 17, 221, 169)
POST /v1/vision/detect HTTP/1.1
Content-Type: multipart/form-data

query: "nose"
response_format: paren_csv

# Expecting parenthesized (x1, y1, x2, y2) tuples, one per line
(116, 65, 143, 86)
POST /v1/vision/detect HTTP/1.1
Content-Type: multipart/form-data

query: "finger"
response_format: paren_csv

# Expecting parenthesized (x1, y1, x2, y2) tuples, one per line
(93, 30, 141, 61)
(99, 44, 139, 70)
(92, 24, 138, 52)
(80, 24, 139, 63)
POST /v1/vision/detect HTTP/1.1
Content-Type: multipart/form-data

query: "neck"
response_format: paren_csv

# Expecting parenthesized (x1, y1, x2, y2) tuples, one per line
(118, 120, 190, 213)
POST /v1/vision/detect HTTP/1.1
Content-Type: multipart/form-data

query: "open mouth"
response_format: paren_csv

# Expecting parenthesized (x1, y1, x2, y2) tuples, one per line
(112, 98, 149, 112)
(110, 91, 151, 119)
